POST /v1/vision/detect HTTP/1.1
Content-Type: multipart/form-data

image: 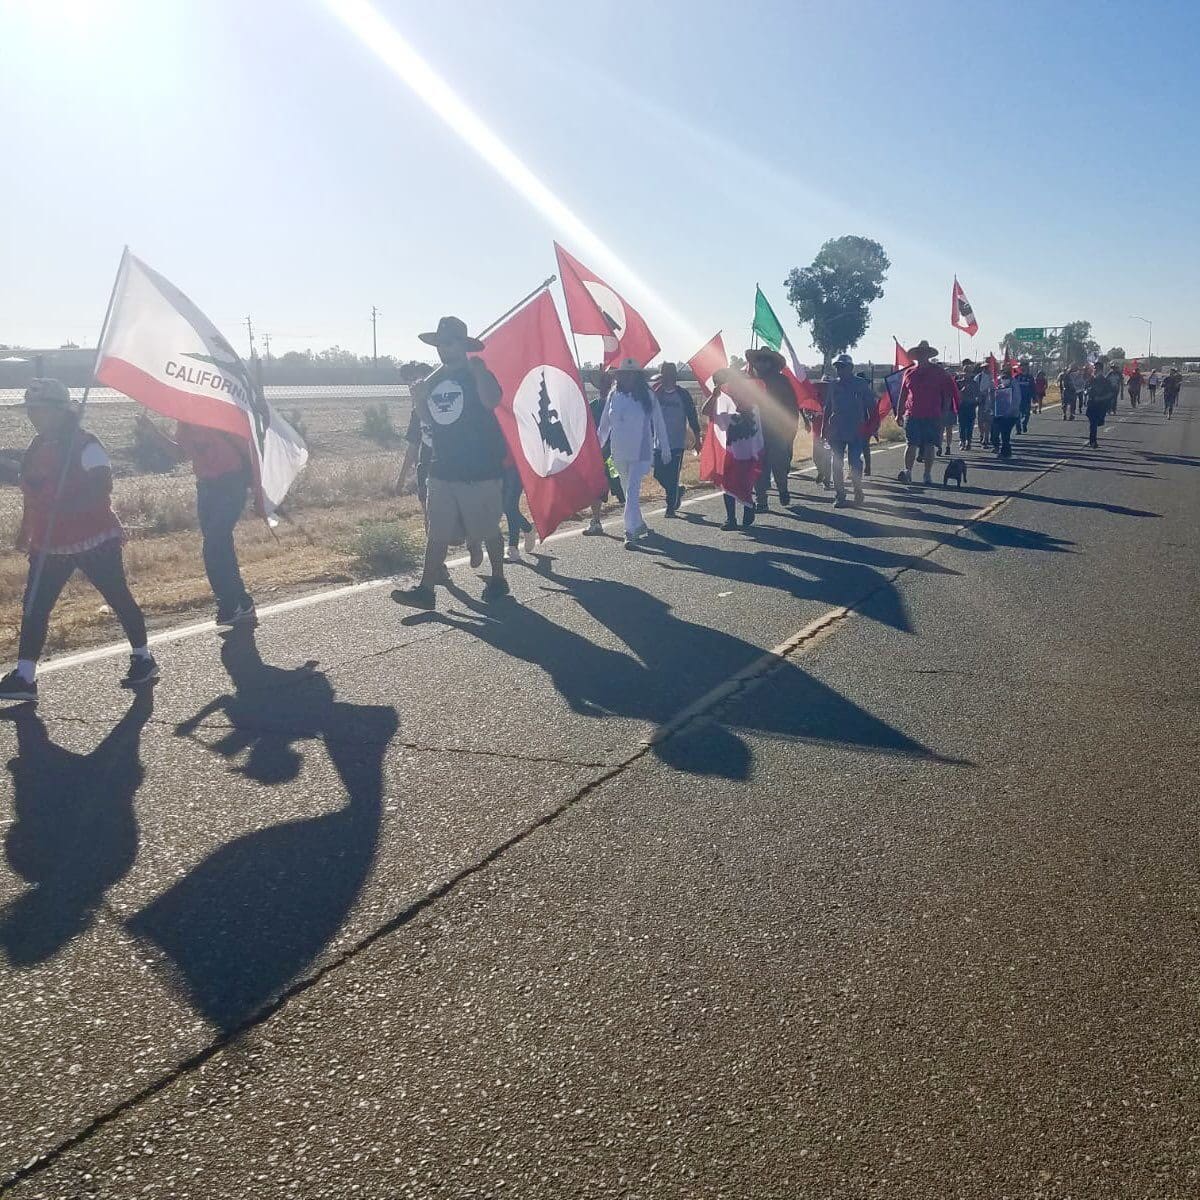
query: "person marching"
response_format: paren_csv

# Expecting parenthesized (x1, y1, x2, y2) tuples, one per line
(703, 367, 760, 531)
(1084, 358, 1116, 448)
(1034, 369, 1049, 414)
(824, 355, 875, 508)
(582, 369, 625, 536)
(1163, 367, 1183, 418)
(746, 346, 799, 510)
(392, 316, 510, 608)
(977, 361, 996, 446)
(651, 361, 701, 518)
(136, 414, 256, 625)
(896, 340, 958, 486)
(596, 358, 672, 549)
(1105, 362, 1124, 415)
(992, 367, 1021, 459)
(1127, 365, 1143, 408)
(1058, 366, 1077, 420)
(957, 360, 981, 449)
(0, 379, 158, 703)
(1015, 359, 1035, 433)
(1147, 368, 1162, 405)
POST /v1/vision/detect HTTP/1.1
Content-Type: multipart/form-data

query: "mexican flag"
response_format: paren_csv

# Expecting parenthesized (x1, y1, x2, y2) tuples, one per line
(752, 286, 809, 382)
(700, 376, 764, 505)
(95, 249, 307, 520)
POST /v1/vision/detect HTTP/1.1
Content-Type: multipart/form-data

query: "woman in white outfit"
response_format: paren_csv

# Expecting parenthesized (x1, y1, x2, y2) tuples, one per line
(596, 358, 672, 548)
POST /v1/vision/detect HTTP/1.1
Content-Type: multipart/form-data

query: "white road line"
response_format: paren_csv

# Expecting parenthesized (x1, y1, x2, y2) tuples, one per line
(39, 409, 1105, 680)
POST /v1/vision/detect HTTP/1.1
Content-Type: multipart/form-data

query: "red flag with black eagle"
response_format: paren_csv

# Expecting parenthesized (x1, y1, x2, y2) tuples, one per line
(951, 277, 979, 336)
(554, 242, 661, 369)
(479, 289, 608, 539)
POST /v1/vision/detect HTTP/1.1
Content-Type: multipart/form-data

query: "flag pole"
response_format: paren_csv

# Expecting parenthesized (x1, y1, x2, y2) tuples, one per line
(23, 247, 127, 622)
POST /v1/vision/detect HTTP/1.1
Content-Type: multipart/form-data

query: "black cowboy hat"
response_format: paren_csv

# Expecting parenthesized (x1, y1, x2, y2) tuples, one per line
(418, 315, 485, 352)
(745, 346, 787, 372)
(907, 339, 939, 359)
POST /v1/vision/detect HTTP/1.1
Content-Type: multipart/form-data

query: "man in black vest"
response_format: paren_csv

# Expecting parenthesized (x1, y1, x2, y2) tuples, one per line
(393, 316, 509, 609)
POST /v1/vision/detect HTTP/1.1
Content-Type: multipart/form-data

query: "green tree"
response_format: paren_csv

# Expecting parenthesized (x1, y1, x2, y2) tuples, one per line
(1105, 346, 1126, 361)
(1058, 321, 1099, 366)
(785, 236, 890, 370)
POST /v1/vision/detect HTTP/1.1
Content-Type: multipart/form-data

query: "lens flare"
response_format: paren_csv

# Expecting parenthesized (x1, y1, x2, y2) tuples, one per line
(321, 0, 700, 354)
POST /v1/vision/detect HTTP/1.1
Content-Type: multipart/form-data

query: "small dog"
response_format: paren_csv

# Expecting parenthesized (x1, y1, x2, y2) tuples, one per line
(943, 457, 967, 488)
(813, 439, 833, 489)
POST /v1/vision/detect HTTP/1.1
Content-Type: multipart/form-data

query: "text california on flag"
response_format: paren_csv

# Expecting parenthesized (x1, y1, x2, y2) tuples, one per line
(480, 288, 607, 539)
(94, 250, 307, 519)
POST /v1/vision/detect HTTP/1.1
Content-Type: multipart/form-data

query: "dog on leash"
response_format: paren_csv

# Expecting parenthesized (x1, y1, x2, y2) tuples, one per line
(943, 457, 967, 488)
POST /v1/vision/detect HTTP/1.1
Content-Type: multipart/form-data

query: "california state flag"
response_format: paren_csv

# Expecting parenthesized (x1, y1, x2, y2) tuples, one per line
(480, 289, 607, 539)
(699, 377, 764, 505)
(554, 242, 660, 369)
(95, 250, 307, 519)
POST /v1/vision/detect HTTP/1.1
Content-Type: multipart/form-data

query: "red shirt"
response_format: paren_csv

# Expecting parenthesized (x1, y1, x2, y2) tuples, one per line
(899, 363, 958, 421)
(177, 422, 251, 480)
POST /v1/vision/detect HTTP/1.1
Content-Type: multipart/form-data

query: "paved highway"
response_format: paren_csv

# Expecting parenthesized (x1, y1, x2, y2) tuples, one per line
(1, 392, 1197, 1198)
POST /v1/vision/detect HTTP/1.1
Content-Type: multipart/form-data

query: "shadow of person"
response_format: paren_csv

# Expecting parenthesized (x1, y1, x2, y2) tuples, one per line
(126, 625, 398, 1032)
(1, 690, 154, 967)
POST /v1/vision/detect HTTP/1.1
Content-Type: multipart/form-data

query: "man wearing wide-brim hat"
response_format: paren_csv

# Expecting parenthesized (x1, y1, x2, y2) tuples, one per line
(896, 340, 959, 486)
(744, 345, 799, 510)
(393, 316, 510, 609)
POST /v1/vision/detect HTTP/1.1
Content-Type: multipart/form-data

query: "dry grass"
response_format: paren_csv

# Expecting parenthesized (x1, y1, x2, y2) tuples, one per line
(0, 403, 826, 658)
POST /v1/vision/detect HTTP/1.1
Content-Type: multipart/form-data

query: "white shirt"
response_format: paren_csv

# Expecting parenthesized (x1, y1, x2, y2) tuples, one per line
(597, 389, 671, 465)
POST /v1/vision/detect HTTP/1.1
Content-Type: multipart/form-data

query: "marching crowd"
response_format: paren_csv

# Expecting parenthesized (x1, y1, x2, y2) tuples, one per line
(0, 315, 1188, 706)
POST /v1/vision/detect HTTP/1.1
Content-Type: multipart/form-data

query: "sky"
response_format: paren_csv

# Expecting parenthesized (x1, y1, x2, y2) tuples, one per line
(2, 0, 1198, 367)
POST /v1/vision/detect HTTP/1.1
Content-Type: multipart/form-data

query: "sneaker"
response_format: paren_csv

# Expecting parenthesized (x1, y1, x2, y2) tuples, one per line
(897, 470, 911, 484)
(624, 534, 637, 549)
(833, 493, 848, 508)
(504, 544, 521, 563)
(523, 527, 537, 554)
(121, 654, 159, 689)
(720, 519, 738, 531)
(482, 576, 511, 603)
(468, 543, 484, 569)
(230, 600, 256, 626)
(0, 670, 37, 704)
(636, 522, 650, 540)
(741, 508, 756, 528)
(582, 517, 604, 536)
(392, 585, 436, 609)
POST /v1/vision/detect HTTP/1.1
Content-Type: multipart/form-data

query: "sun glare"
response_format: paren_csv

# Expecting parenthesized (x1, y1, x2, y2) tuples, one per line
(320, 0, 701, 353)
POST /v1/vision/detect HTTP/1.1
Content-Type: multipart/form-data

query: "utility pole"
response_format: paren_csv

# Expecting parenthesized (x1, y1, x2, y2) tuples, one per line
(370, 305, 380, 368)
(262, 332, 272, 363)
(244, 315, 256, 358)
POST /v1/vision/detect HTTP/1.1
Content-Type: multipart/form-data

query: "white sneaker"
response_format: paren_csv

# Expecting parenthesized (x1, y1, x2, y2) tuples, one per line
(505, 545, 521, 563)
(523, 527, 537, 554)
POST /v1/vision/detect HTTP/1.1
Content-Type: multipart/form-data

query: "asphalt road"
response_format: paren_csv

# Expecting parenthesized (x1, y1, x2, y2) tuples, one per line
(1, 391, 1197, 1198)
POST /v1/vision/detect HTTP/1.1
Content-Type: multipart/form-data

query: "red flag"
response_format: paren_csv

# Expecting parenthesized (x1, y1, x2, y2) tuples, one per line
(687, 332, 728, 399)
(554, 242, 660, 369)
(951, 277, 979, 336)
(1123, 358, 1139, 377)
(894, 337, 914, 370)
(987, 353, 1000, 386)
(783, 365, 824, 415)
(699, 376, 764, 505)
(479, 290, 607, 540)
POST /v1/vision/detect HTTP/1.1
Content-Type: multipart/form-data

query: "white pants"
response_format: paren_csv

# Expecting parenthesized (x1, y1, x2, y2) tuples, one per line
(615, 459, 648, 536)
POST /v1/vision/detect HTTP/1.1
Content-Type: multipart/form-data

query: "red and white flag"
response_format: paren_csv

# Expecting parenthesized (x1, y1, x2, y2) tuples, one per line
(554, 242, 660, 369)
(894, 337, 914, 370)
(479, 289, 607, 540)
(1123, 358, 1139, 377)
(951, 277, 979, 336)
(783, 366, 824, 415)
(95, 250, 307, 519)
(687, 332, 728, 398)
(699, 376, 764, 505)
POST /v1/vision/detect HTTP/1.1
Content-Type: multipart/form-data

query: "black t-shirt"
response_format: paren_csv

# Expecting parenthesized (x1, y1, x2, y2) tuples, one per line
(421, 364, 506, 482)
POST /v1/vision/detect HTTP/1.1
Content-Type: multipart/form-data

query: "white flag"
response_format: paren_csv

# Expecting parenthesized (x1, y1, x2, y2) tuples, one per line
(95, 250, 307, 519)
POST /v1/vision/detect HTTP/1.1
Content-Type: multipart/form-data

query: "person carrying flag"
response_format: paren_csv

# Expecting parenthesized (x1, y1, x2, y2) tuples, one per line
(896, 340, 957, 486)
(392, 316, 510, 608)
(745, 346, 799, 510)
(702, 367, 760, 531)
(0, 379, 159, 704)
(135, 415, 257, 625)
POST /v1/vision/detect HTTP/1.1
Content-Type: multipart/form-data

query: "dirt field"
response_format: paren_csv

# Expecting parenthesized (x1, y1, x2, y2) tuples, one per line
(0, 392, 828, 658)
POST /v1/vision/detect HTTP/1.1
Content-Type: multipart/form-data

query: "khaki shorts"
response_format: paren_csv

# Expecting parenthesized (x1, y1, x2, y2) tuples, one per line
(425, 476, 502, 545)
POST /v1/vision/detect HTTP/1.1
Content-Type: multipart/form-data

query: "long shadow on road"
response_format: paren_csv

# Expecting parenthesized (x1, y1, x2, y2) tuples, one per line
(1, 691, 154, 967)
(126, 625, 399, 1032)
